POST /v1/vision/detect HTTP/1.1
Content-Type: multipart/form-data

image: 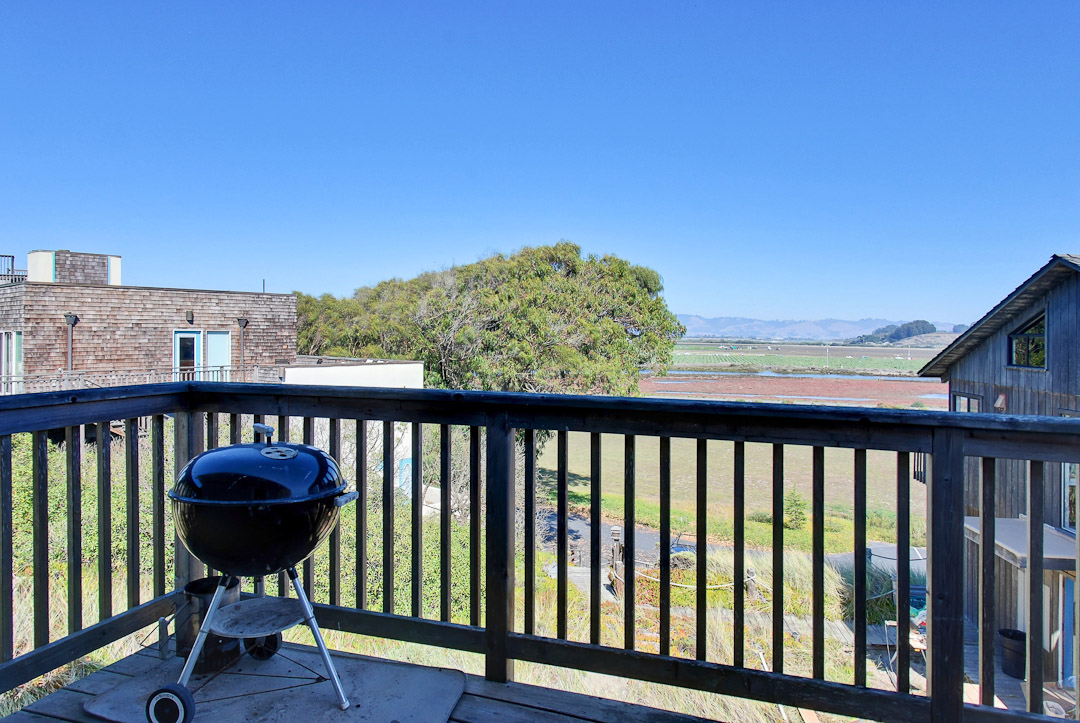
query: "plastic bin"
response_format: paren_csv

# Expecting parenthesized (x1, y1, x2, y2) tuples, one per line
(998, 628, 1026, 679)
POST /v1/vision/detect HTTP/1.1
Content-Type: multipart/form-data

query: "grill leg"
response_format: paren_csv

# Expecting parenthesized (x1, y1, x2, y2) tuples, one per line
(289, 567, 350, 710)
(177, 576, 230, 688)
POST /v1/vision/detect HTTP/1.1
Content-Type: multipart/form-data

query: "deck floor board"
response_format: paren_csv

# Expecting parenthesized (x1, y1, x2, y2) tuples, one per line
(4, 644, 721, 722)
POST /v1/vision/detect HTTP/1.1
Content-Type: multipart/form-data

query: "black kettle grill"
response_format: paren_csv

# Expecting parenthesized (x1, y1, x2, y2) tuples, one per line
(146, 424, 358, 723)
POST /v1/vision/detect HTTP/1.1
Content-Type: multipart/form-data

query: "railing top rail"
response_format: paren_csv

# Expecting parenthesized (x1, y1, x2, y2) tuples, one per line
(184, 380, 1080, 429)
(0, 383, 190, 433)
(185, 382, 1080, 457)
(0, 381, 1077, 460)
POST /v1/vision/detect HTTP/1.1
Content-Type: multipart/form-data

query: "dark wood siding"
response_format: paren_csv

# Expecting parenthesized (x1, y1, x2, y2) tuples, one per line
(948, 268, 1080, 681)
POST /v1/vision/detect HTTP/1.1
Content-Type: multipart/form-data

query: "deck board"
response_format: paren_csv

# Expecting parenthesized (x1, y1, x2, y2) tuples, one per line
(4, 645, 722, 723)
(22, 688, 98, 723)
(463, 676, 718, 723)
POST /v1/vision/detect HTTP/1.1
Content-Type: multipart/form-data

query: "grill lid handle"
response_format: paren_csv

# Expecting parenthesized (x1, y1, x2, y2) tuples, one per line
(253, 423, 275, 444)
(334, 491, 360, 507)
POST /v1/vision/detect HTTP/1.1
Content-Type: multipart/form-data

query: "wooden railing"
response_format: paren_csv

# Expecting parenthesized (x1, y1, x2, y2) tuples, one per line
(0, 382, 1076, 722)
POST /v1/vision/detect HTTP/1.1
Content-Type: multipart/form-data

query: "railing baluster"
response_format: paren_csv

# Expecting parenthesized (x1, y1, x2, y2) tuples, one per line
(812, 446, 825, 679)
(928, 428, 965, 722)
(590, 432, 602, 646)
(32, 431, 48, 647)
(125, 418, 140, 609)
(484, 412, 515, 683)
(329, 418, 341, 608)
(411, 422, 422, 618)
(1028, 460, 1045, 714)
(624, 434, 636, 651)
(521, 428, 534, 633)
(470, 426, 480, 627)
(0, 435, 11, 662)
(660, 436, 671, 657)
(772, 443, 784, 674)
(979, 457, 996, 705)
(229, 413, 240, 444)
(734, 440, 745, 668)
(357, 419, 368, 610)
(557, 430, 568, 640)
(206, 413, 219, 450)
(696, 438, 707, 662)
(384, 420, 395, 614)
(854, 448, 867, 686)
(152, 415, 165, 599)
(173, 412, 204, 589)
(302, 417, 314, 600)
(277, 415, 290, 596)
(66, 426, 83, 633)
(442, 424, 453, 623)
(896, 451, 911, 694)
(97, 421, 112, 622)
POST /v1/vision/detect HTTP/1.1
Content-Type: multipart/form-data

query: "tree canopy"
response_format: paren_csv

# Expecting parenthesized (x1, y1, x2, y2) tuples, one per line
(849, 319, 936, 344)
(296, 242, 684, 396)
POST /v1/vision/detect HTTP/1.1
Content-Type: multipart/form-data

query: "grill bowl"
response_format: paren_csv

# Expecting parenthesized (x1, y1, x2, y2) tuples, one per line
(170, 442, 354, 577)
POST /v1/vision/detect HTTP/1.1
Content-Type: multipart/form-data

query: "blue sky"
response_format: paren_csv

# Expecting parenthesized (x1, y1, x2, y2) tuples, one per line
(1, 3, 1077, 325)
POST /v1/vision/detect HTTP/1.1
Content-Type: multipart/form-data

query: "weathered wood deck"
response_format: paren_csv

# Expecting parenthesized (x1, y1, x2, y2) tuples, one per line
(2, 643, 720, 723)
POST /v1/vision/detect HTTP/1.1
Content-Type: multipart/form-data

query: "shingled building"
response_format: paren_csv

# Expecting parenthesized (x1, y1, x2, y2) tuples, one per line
(0, 249, 297, 391)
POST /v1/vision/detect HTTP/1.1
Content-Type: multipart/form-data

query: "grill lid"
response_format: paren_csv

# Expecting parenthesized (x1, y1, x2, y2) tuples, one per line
(170, 442, 346, 505)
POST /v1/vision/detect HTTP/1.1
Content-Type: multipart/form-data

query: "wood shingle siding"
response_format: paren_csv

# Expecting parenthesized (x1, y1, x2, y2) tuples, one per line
(0, 283, 296, 375)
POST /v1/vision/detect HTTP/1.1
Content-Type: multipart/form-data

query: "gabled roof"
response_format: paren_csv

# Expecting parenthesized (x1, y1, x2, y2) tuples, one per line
(919, 254, 1080, 378)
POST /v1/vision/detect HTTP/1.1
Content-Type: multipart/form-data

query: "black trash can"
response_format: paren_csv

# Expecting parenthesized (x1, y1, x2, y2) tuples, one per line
(999, 628, 1026, 679)
(176, 576, 242, 674)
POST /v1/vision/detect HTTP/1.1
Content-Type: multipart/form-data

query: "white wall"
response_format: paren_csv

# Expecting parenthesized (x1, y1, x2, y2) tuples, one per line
(107, 256, 121, 285)
(27, 251, 54, 282)
(283, 361, 423, 389)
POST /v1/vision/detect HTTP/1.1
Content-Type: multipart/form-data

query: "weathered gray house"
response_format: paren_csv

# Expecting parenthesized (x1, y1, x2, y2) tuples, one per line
(920, 253, 1080, 686)
(0, 250, 297, 390)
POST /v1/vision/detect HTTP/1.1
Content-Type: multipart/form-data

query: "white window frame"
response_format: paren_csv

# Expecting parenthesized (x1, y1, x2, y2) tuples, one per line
(173, 330, 203, 381)
(952, 393, 981, 413)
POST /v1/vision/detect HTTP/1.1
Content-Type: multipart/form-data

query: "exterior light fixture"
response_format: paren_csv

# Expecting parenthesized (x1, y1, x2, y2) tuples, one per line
(64, 313, 79, 371)
(186, 310, 194, 324)
(994, 393, 1007, 412)
(237, 318, 249, 382)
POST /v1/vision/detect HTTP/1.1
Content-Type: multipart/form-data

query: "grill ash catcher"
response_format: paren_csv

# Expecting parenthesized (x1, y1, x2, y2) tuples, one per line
(147, 423, 359, 723)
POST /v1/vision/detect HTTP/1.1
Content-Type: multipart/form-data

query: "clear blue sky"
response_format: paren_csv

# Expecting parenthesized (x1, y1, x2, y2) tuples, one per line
(2, 3, 1077, 325)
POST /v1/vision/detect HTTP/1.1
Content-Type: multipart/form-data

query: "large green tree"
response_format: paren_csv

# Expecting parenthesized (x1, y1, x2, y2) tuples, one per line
(296, 242, 684, 395)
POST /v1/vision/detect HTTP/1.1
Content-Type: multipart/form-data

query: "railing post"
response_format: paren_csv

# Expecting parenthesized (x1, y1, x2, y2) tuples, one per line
(927, 428, 965, 722)
(173, 412, 204, 590)
(484, 412, 515, 683)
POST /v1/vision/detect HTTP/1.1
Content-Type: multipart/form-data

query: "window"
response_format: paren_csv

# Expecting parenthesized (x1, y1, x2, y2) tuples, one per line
(1009, 313, 1046, 368)
(952, 394, 981, 413)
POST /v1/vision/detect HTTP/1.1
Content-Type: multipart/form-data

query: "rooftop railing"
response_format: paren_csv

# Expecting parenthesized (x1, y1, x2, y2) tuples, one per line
(0, 382, 1075, 721)
(0, 365, 277, 395)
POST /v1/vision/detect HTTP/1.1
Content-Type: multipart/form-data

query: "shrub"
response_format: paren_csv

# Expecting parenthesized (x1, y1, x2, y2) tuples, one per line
(783, 491, 807, 530)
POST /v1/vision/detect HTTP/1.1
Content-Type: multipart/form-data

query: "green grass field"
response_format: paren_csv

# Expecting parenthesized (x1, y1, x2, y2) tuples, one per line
(536, 433, 927, 551)
(670, 352, 924, 373)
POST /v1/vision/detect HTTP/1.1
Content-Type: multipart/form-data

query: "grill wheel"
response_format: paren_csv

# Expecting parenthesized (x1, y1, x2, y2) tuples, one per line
(146, 683, 195, 723)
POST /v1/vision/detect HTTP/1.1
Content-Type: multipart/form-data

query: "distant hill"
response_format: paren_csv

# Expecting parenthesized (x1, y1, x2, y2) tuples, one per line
(678, 315, 958, 341)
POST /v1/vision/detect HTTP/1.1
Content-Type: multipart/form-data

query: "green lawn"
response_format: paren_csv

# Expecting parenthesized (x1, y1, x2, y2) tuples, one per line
(536, 433, 927, 551)
(670, 352, 924, 373)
